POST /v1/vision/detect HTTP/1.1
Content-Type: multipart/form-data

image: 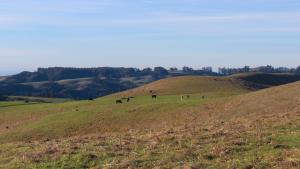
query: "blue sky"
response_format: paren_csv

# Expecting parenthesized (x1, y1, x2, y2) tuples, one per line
(0, 0, 300, 75)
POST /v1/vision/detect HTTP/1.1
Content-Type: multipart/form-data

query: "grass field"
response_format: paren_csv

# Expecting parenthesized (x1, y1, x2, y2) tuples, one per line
(0, 94, 223, 142)
(0, 76, 299, 168)
(6, 96, 72, 103)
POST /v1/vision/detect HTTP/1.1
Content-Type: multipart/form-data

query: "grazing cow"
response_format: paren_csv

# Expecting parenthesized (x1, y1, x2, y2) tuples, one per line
(127, 97, 130, 102)
(116, 99, 123, 104)
(152, 95, 157, 99)
(181, 95, 190, 101)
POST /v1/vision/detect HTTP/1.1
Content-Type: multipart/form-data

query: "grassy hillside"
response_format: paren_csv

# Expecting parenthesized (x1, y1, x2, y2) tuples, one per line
(0, 77, 299, 168)
(0, 95, 218, 142)
(115, 73, 300, 97)
(115, 76, 252, 97)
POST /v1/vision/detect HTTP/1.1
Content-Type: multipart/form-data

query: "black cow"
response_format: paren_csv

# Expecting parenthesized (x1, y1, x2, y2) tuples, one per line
(181, 95, 190, 101)
(152, 95, 157, 99)
(116, 100, 123, 104)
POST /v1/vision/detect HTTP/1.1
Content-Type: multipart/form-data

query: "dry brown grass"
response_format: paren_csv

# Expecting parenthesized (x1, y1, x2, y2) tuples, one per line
(115, 76, 251, 97)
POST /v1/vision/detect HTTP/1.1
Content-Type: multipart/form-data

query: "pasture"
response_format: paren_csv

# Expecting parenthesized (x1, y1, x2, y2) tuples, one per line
(0, 94, 224, 142)
(0, 76, 299, 168)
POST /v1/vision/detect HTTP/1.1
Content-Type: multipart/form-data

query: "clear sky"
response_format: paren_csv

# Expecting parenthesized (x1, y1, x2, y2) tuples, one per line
(0, 0, 300, 75)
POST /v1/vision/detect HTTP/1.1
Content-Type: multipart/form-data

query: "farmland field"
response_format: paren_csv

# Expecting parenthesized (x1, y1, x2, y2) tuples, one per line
(0, 76, 300, 168)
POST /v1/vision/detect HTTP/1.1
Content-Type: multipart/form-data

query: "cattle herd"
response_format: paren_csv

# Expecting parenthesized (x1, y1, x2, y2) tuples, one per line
(115, 96, 135, 104)
(114, 90, 206, 104)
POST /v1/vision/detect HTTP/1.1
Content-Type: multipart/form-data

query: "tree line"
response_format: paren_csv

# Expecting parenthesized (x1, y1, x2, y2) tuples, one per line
(2, 65, 300, 84)
(218, 65, 300, 75)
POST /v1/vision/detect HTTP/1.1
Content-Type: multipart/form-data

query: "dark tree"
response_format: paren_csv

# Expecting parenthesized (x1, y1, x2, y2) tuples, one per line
(182, 66, 194, 73)
(169, 67, 178, 72)
(0, 95, 7, 101)
(153, 67, 169, 76)
(141, 68, 152, 75)
(202, 67, 213, 73)
(296, 66, 300, 74)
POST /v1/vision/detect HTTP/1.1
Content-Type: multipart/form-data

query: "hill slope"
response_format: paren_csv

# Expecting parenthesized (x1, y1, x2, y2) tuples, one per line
(221, 78, 300, 119)
(115, 73, 300, 97)
(115, 76, 251, 97)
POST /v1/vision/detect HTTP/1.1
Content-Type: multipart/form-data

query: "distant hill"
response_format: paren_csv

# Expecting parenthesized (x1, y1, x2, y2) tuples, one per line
(1, 67, 300, 100)
(0, 77, 145, 99)
(233, 72, 300, 86)
(0, 67, 216, 99)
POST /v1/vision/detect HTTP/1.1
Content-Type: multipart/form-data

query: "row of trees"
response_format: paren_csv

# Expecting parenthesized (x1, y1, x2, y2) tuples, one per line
(11, 67, 171, 83)
(168, 66, 213, 73)
(167, 65, 300, 75)
(35, 66, 215, 81)
(218, 65, 300, 75)
(5, 65, 300, 84)
(37, 66, 213, 76)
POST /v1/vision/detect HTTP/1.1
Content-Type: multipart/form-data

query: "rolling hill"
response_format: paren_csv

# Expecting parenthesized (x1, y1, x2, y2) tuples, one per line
(1, 67, 300, 100)
(115, 76, 249, 97)
(0, 67, 216, 100)
(115, 73, 300, 97)
(0, 75, 300, 168)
